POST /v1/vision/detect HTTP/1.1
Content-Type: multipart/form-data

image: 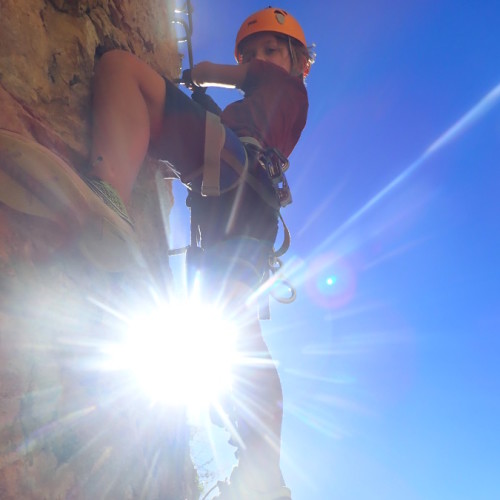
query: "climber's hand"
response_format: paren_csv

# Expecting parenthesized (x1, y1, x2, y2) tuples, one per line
(181, 69, 200, 91)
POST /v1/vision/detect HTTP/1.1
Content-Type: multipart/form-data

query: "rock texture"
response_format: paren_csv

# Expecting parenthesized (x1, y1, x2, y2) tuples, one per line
(1, 0, 179, 162)
(0, 1, 198, 498)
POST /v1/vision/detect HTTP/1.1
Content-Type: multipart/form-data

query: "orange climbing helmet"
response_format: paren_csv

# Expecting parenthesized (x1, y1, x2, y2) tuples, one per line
(234, 7, 308, 62)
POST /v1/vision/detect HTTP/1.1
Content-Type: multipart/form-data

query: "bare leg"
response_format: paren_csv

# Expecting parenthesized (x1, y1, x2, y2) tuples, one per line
(90, 50, 167, 202)
(233, 318, 284, 490)
(204, 265, 285, 490)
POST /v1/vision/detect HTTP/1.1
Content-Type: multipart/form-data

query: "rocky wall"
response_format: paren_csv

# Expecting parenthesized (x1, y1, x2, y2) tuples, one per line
(0, 1, 198, 498)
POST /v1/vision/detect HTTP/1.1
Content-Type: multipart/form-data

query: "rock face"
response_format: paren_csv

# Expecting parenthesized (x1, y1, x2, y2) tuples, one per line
(1, 0, 179, 163)
(0, 1, 198, 498)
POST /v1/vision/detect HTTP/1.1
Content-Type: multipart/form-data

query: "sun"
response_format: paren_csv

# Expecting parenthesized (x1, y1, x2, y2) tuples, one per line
(107, 299, 239, 411)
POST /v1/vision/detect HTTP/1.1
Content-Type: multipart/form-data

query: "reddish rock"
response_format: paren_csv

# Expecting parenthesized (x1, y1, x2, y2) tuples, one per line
(0, 1, 196, 498)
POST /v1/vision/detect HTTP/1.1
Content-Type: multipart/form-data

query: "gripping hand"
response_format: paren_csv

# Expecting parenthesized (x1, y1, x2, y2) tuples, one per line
(181, 69, 199, 90)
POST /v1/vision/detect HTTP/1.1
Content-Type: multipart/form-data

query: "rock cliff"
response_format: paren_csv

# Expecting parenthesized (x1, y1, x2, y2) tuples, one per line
(0, 1, 198, 498)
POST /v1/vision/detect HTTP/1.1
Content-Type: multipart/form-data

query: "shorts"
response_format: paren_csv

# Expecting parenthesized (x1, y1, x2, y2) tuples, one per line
(151, 78, 244, 195)
(153, 78, 279, 249)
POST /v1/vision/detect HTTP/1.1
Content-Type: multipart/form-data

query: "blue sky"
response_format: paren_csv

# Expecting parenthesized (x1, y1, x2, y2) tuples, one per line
(172, 2, 500, 499)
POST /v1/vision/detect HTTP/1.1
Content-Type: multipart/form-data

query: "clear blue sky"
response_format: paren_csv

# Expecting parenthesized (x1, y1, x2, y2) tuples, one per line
(172, 2, 500, 499)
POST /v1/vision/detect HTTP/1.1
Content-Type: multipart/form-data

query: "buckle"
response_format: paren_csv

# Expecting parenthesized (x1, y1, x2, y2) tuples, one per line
(259, 148, 292, 207)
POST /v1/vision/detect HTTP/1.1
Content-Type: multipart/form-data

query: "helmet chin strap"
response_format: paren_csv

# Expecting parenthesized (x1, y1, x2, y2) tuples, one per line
(287, 36, 297, 69)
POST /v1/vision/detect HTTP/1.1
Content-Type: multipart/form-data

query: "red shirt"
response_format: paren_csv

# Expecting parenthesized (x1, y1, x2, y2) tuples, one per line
(220, 59, 308, 158)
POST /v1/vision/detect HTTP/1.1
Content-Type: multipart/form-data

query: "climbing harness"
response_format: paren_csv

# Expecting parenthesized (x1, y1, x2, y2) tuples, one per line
(241, 138, 292, 209)
(180, 139, 297, 317)
(169, 1, 296, 315)
(259, 147, 292, 208)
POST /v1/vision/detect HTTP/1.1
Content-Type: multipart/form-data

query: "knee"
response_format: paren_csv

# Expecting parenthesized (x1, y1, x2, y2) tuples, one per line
(97, 49, 134, 66)
(93, 49, 140, 81)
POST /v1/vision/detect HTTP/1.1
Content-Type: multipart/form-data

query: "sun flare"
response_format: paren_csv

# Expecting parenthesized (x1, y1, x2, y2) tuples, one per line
(107, 300, 239, 410)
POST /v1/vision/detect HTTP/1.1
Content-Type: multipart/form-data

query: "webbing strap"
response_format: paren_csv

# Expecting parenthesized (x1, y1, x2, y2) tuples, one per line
(275, 212, 291, 258)
(201, 112, 226, 196)
(219, 147, 291, 258)
(220, 148, 280, 210)
(239, 136, 262, 149)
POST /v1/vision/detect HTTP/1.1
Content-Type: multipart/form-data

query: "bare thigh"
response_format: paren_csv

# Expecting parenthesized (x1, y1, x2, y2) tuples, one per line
(94, 50, 167, 141)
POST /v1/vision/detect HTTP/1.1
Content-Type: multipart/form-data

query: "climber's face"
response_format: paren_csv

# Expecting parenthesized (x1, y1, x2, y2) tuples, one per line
(239, 32, 292, 73)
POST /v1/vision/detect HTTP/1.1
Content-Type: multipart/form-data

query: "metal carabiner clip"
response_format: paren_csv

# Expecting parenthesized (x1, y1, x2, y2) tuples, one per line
(264, 148, 289, 181)
(276, 174, 292, 207)
(268, 256, 297, 303)
(260, 148, 292, 207)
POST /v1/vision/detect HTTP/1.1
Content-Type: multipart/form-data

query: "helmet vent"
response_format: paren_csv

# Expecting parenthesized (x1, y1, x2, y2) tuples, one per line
(274, 9, 286, 24)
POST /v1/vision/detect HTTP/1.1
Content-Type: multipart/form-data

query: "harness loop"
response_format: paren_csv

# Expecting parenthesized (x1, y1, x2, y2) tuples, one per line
(268, 255, 297, 304)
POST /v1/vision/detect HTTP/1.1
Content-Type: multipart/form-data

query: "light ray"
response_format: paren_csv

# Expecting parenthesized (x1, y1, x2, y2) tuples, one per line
(313, 393, 372, 414)
(285, 368, 354, 385)
(297, 181, 345, 237)
(287, 401, 347, 440)
(106, 299, 239, 409)
(317, 82, 500, 252)
(18, 404, 96, 454)
(362, 234, 430, 270)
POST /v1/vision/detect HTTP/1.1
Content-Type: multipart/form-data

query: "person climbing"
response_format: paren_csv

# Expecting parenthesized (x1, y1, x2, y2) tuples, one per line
(0, 6, 313, 499)
(91, 9, 312, 498)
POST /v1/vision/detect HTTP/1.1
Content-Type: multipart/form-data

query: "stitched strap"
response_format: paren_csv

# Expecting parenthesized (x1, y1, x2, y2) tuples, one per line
(219, 146, 291, 258)
(220, 147, 280, 210)
(201, 112, 226, 196)
(239, 136, 263, 148)
(275, 212, 290, 257)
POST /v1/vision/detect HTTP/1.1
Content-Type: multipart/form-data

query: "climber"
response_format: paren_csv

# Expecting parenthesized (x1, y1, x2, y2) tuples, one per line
(0, 6, 314, 499)
(91, 9, 312, 497)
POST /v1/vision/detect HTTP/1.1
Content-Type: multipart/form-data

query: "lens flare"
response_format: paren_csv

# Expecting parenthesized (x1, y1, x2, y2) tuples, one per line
(326, 276, 337, 286)
(106, 300, 238, 411)
(305, 252, 356, 309)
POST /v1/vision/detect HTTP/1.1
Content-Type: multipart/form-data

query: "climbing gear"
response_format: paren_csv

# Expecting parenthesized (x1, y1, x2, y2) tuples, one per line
(190, 89, 222, 115)
(178, 68, 222, 114)
(198, 237, 274, 317)
(172, 0, 194, 70)
(181, 137, 297, 318)
(216, 137, 291, 213)
(173, 0, 210, 106)
(200, 112, 227, 196)
(242, 139, 292, 208)
(170, 3, 297, 313)
(169, 136, 296, 317)
(218, 137, 293, 253)
(234, 139, 297, 316)
(235, 7, 307, 61)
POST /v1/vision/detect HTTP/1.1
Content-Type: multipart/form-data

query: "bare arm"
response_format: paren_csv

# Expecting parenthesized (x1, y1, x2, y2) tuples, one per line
(191, 61, 249, 89)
